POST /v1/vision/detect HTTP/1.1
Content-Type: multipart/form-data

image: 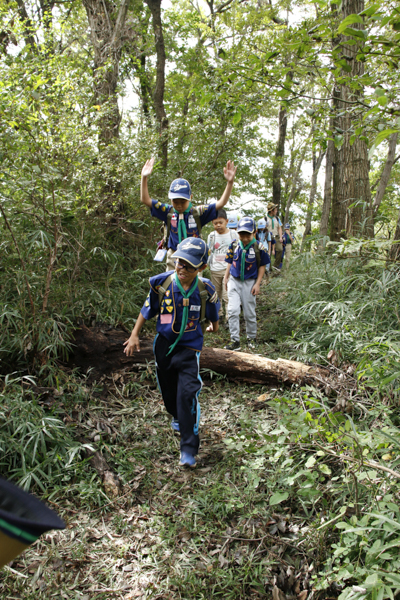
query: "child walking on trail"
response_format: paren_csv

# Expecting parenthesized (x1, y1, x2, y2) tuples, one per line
(207, 209, 237, 328)
(223, 217, 270, 351)
(140, 157, 237, 271)
(123, 238, 220, 468)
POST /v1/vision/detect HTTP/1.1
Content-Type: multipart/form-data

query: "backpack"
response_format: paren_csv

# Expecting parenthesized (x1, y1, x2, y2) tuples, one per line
(163, 206, 203, 246)
(208, 229, 237, 255)
(157, 274, 209, 333)
(232, 240, 261, 268)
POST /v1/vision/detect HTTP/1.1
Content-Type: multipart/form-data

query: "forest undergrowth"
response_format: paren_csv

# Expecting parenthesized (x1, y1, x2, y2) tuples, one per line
(1, 248, 400, 600)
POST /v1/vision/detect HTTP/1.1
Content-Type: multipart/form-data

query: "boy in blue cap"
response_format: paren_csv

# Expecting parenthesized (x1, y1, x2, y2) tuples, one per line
(140, 157, 237, 270)
(124, 238, 220, 468)
(223, 217, 270, 351)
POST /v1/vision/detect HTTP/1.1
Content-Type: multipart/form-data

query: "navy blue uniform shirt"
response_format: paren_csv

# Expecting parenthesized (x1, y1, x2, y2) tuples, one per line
(225, 241, 270, 279)
(150, 200, 218, 251)
(140, 271, 220, 351)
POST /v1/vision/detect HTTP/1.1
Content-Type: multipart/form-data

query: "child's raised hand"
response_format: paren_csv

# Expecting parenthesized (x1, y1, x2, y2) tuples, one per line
(141, 158, 155, 178)
(223, 160, 237, 184)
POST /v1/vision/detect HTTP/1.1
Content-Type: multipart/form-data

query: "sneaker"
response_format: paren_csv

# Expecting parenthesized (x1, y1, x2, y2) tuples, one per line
(247, 339, 257, 350)
(224, 340, 241, 351)
(179, 451, 196, 468)
(171, 418, 180, 434)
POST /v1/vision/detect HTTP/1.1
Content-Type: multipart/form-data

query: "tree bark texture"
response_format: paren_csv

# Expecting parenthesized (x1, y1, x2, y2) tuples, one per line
(301, 148, 325, 252)
(272, 105, 287, 211)
(372, 132, 399, 214)
(319, 137, 334, 240)
(83, 0, 129, 146)
(284, 142, 307, 225)
(145, 0, 168, 169)
(331, 0, 373, 241)
(390, 207, 400, 261)
(70, 325, 331, 388)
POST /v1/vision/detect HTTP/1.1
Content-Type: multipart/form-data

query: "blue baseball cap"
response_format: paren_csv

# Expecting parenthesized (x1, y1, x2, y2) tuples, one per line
(173, 238, 209, 268)
(237, 217, 256, 233)
(257, 218, 266, 229)
(284, 223, 290, 229)
(227, 212, 239, 229)
(168, 178, 192, 201)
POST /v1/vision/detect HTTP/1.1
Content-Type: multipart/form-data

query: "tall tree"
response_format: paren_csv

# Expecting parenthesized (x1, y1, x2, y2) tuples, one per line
(272, 105, 287, 211)
(145, 0, 168, 169)
(330, 0, 373, 241)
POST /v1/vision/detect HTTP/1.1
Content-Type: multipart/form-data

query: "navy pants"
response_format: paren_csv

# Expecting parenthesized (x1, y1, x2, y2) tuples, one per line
(154, 335, 202, 457)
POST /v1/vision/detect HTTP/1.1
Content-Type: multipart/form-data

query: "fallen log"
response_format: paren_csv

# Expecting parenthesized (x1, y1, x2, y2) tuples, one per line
(70, 325, 331, 387)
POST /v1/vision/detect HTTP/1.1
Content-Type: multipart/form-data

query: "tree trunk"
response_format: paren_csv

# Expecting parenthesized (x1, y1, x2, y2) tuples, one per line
(390, 207, 400, 261)
(319, 137, 334, 241)
(331, 0, 373, 241)
(272, 105, 288, 211)
(372, 132, 399, 214)
(70, 325, 332, 387)
(301, 149, 325, 252)
(83, 0, 129, 211)
(284, 141, 308, 225)
(145, 0, 168, 169)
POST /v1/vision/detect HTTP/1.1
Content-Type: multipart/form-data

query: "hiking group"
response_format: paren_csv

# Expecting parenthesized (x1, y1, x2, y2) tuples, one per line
(124, 159, 294, 467)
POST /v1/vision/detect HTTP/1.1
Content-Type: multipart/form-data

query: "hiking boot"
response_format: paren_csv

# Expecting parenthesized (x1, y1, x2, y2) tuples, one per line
(179, 451, 196, 468)
(224, 340, 241, 351)
(171, 418, 180, 434)
(247, 339, 257, 350)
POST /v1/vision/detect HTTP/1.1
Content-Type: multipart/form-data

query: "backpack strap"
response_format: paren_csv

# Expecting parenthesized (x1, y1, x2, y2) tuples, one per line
(158, 275, 209, 333)
(198, 278, 209, 333)
(232, 240, 261, 268)
(164, 206, 203, 244)
(158, 274, 174, 306)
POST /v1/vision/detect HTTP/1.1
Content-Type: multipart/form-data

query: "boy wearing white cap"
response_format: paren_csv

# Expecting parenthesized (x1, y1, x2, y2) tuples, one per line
(140, 158, 237, 270)
(223, 217, 270, 351)
(124, 238, 220, 468)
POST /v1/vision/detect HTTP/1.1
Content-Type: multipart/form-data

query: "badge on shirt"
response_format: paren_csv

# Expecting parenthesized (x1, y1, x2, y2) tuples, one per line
(165, 290, 170, 297)
(165, 299, 172, 305)
(166, 306, 173, 313)
(160, 314, 173, 324)
(188, 215, 196, 229)
(190, 305, 201, 311)
(249, 248, 255, 256)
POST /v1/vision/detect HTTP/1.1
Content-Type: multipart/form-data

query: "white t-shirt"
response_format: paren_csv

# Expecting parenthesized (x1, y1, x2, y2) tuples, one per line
(207, 230, 237, 272)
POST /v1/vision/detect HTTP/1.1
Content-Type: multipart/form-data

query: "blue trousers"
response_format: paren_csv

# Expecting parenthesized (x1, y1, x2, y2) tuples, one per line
(154, 335, 202, 456)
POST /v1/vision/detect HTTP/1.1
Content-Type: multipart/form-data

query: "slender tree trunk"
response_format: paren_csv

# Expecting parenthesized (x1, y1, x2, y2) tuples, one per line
(319, 136, 334, 240)
(272, 105, 287, 211)
(145, 0, 168, 169)
(390, 207, 400, 261)
(372, 132, 399, 214)
(301, 149, 325, 252)
(331, 0, 373, 241)
(284, 141, 308, 224)
(83, 0, 129, 210)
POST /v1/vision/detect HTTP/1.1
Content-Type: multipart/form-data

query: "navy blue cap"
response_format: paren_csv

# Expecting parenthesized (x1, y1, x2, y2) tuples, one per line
(173, 238, 209, 268)
(168, 178, 192, 201)
(237, 217, 256, 233)
(284, 223, 290, 229)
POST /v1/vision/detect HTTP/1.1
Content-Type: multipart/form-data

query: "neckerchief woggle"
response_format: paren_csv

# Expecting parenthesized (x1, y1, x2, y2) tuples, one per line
(239, 238, 256, 281)
(174, 202, 193, 243)
(166, 272, 198, 355)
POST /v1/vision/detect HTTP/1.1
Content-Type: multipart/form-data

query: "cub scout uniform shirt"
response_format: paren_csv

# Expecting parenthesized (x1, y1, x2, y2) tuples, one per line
(151, 200, 218, 251)
(140, 271, 220, 351)
(266, 215, 282, 238)
(225, 242, 270, 279)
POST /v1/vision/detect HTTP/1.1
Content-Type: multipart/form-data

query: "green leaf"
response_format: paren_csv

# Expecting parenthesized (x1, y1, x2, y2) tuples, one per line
(269, 491, 289, 506)
(305, 456, 316, 468)
(232, 112, 242, 125)
(319, 464, 332, 475)
(341, 27, 368, 39)
(338, 14, 364, 34)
